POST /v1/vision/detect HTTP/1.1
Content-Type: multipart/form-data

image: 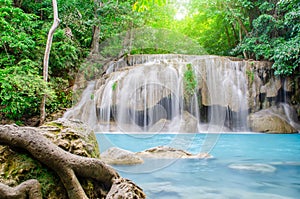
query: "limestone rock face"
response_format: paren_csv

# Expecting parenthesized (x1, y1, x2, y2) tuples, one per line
(248, 108, 298, 133)
(101, 147, 144, 165)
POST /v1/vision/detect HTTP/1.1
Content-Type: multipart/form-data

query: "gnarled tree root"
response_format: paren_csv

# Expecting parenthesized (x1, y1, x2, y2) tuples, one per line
(0, 125, 146, 199)
(0, 179, 42, 199)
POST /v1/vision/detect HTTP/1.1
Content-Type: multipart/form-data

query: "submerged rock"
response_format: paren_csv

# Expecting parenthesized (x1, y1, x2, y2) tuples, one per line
(228, 163, 276, 173)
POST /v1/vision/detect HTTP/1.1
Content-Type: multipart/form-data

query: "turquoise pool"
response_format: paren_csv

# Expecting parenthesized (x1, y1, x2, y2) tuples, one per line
(96, 133, 300, 199)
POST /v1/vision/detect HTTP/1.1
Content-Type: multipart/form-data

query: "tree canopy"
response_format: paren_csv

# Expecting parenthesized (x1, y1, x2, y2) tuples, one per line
(0, 0, 299, 122)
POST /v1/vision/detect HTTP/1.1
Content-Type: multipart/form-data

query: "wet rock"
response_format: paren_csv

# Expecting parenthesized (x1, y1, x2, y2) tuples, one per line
(178, 111, 198, 133)
(101, 147, 144, 165)
(248, 107, 298, 133)
(260, 77, 282, 98)
(148, 119, 169, 132)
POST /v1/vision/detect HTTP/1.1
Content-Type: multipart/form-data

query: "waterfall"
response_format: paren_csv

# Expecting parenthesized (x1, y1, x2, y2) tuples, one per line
(63, 81, 97, 127)
(64, 54, 251, 133)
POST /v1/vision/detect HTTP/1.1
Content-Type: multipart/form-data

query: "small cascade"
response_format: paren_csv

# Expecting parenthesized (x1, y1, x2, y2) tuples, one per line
(64, 54, 299, 134)
(63, 81, 98, 127)
(281, 103, 300, 132)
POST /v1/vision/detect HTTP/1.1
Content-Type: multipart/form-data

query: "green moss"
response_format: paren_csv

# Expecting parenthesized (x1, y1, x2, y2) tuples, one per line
(112, 81, 118, 91)
(90, 93, 94, 100)
(0, 146, 66, 198)
(44, 121, 63, 129)
(88, 133, 101, 158)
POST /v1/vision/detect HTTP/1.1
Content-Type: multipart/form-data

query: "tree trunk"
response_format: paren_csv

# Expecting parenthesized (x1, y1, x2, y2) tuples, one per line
(0, 125, 146, 199)
(91, 26, 100, 54)
(40, 0, 60, 125)
(90, 0, 103, 55)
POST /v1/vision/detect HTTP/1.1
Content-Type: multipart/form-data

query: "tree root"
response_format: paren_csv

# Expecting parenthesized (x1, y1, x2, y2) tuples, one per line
(0, 179, 42, 199)
(0, 125, 145, 199)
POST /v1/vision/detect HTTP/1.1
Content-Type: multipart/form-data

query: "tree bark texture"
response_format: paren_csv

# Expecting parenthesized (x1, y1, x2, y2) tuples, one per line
(0, 179, 42, 199)
(0, 125, 146, 199)
(40, 0, 60, 125)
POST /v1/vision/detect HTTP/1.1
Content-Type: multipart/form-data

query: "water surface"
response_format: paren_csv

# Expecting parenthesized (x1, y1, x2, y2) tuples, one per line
(96, 133, 300, 199)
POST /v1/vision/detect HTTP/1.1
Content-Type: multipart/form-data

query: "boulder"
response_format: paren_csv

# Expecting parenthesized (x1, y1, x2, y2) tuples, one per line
(39, 118, 100, 158)
(148, 119, 169, 132)
(101, 147, 144, 165)
(260, 77, 282, 98)
(248, 108, 298, 133)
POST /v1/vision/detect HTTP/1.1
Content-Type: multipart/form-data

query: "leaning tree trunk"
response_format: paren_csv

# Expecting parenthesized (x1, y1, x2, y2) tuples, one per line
(40, 0, 60, 125)
(0, 125, 146, 199)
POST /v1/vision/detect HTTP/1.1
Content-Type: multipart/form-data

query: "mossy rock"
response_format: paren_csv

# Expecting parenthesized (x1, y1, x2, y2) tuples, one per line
(40, 118, 100, 158)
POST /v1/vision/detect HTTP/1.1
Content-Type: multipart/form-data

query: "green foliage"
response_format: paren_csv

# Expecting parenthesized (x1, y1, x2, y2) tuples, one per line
(133, 0, 167, 12)
(272, 35, 300, 76)
(0, 60, 55, 119)
(99, 26, 206, 57)
(97, 0, 144, 40)
(49, 29, 82, 77)
(112, 81, 118, 91)
(0, 0, 40, 66)
(0, 0, 96, 121)
(141, 0, 250, 55)
(130, 28, 206, 55)
(47, 77, 72, 113)
(184, 63, 197, 96)
(233, 0, 300, 76)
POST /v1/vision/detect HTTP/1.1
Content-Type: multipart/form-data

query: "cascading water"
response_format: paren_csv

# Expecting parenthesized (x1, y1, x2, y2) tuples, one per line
(64, 54, 251, 133)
